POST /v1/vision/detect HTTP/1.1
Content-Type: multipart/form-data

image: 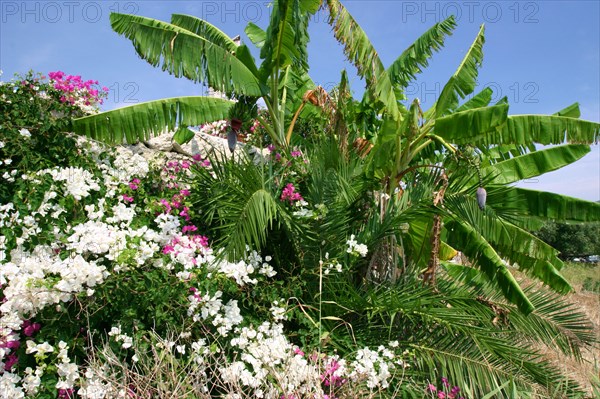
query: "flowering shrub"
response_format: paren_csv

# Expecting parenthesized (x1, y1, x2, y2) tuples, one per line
(0, 138, 411, 397)
(0, 70, 108, 202)
(47, 71, 108, 112)
(0, 76, 410, 397)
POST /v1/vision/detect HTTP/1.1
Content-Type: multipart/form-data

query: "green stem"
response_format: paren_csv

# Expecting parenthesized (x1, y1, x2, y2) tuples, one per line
(279, 66, 291, 142)
(407, 139, 433, 163)
(256, 114, 278, 145)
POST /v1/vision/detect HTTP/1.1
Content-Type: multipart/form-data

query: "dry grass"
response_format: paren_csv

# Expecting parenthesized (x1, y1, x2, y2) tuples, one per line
(526, 262, 600, 398)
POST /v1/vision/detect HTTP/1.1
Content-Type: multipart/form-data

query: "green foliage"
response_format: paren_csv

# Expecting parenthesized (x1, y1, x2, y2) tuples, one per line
(434, 24, 486, 117)
(72, 97, 234, 145)
(535, 222, 600, 260)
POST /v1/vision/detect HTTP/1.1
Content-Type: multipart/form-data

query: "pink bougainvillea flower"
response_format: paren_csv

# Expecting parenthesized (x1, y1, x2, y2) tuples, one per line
(23, 320, 41, 336)
(182, 225, 198, 234)
(4, 354, 18, 370)
(280, 183, 303, 204)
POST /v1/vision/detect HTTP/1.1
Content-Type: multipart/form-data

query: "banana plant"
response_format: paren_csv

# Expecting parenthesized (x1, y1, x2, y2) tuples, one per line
(323, 1, 600, 313)
(71, 0, 322, 148)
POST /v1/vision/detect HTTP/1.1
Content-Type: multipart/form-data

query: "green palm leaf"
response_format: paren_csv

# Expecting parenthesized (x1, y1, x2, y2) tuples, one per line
(434, 104, 509, 141)
(245, 22, 267, 49)
(170, 14, 238, 51)
(110, 13, 262, 96)
(344, 280, 586, 398)
(190, 153, 299, 260)
(386, 16, 456, 94)
(260, 0, 318, 76)
(480, 144, 591, 185)
(224, 188, 281, 257)
(512, 285, 596, 359)
(446, 265, 595, 360)
(445, 219, 535, 313)
(445, 195, 570, 293)
(326, 0, 400, 120)
(473, 115, 600, 145)
(502, 187, 600, 222)
(71, 96, 232, 144)
(454, 87, 494, 112)
(554, 102, 581, 118)
(435, 24, 485, 117)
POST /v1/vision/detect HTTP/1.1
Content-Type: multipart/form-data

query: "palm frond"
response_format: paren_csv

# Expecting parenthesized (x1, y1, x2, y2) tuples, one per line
(444, 194, 571, 293)
(190, 153, 296, 260)
(71, 96, 232, 144)
(446, 264, 595, 360)
(110, 13, 262, 96)
(336, 279, 587, 398)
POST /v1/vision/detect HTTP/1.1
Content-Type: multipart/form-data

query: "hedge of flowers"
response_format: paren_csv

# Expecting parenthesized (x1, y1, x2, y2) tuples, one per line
(0, 72, 422, 398)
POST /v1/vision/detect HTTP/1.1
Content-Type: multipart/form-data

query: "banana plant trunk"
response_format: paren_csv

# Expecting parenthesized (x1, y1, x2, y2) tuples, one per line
(423, 173, 448, 286)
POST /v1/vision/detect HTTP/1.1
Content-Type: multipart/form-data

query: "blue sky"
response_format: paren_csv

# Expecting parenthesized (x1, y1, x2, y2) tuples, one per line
(1, 0, 598, 201)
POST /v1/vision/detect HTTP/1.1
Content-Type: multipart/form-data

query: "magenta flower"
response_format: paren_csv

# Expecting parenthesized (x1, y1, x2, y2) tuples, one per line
(58, 388, 75, 399)
(159, 199, 172, 213)
(122, 195, 134, 203)
(280, 183, 304, 204)
(4, 354, 18, 370)
(128, 178, 141, 190)
(195, 235, 209, 247)
(180, 207, 190, 221)
(182, 225, 198, 234)
(5, 340, 20, 350)
(23, 320, 41, 336)
(450, 386, 460, 396)
(162, 245, 175, 254)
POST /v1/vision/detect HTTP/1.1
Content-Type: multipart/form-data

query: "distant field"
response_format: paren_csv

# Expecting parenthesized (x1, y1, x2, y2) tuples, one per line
(562, 261, 600, 294)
